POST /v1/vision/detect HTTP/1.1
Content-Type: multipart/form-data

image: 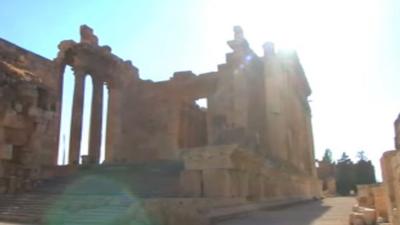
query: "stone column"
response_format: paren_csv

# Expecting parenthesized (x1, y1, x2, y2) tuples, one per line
(68, 70, 86, 165)
(105, 86, 123, 163)
(55, 62, 66, 165)
(88, 78, 103, 164)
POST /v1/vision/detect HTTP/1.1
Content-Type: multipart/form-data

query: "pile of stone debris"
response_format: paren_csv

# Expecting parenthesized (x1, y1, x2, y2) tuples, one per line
(349, 184, 390, 225)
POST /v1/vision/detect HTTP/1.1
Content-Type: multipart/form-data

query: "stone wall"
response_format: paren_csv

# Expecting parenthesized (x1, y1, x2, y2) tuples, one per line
(0, 39, 59, 91)
(111, 72, 212, 163)
(0, 39, 60, 193)
(263, 48, 315, 177)
(180, 145, 321, 201)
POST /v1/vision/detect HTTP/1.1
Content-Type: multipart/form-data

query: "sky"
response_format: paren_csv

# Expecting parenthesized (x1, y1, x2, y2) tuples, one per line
(1, 0, 399, 180)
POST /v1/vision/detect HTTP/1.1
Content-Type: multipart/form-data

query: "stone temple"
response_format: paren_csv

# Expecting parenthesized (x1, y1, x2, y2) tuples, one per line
(0, 25, 321, 224)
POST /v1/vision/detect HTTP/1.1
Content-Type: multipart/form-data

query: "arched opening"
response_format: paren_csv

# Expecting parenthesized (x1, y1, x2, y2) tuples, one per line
(57, 66, 74, 165)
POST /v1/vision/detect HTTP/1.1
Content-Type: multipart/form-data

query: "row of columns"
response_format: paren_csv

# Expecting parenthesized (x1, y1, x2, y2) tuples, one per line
(68, 69, 104, 165)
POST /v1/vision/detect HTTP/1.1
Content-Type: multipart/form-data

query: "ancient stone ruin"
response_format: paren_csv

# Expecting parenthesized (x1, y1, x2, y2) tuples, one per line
(0, 25, 321, 225)
(351, 114, 400, 225)
(379, 114, 400, 225)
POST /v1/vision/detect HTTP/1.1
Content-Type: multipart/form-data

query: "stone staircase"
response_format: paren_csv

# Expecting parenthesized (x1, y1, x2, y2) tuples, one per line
(0, 161, 184, 224)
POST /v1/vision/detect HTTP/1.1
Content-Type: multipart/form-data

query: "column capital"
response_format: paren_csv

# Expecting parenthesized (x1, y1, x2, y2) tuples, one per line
(72, 67, 87, 78)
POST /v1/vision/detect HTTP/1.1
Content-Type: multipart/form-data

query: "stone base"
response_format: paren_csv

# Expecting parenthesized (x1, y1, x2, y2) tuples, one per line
(141, 197, 312, 225)
(180, 145, 322, 201)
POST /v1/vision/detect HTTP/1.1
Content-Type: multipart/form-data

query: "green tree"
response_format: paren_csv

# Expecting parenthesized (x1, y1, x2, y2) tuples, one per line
(336, 152, 355, 195)
(337, 152, 351, 163)
(356, 150, 368, 161)
(322, 148, 333, 163)
(355, 151, 376, 185)
(335, 151, 377, 196)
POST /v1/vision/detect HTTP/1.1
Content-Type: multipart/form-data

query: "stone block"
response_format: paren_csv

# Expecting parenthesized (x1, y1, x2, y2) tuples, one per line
(8, 176, 17, 194)
(28, 106, 40, 117)
(182, 145, 262, 171)
(180, 170, 203, 197)
(17, 84, 38, 98)
(238, 171, 249, 198)
(2, 109, 26, 129)
(372, 185, 389, 220)
(248, 174, 264, 200)
(0, 128, 4, 143)
(0, 161, 4, 177)
(203, 169, 239, 197)
(182, 145, 238, 170)
(0, 144, 13, 160)
(4, 128, 29, 146)
(263, 178, 278, 198)
(0, 178, 6, 194)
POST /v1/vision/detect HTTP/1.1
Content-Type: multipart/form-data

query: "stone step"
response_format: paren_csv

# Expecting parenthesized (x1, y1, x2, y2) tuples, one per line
(0, 162, 184, 224)
(0, 202, 133, 223)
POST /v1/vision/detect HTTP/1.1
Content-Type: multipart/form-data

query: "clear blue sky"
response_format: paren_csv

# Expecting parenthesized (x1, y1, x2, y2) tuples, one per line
(1, 0, 399, 179)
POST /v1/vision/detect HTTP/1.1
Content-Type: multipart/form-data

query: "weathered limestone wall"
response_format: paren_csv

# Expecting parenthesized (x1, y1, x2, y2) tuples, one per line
(109, 71, 211, 163)
(0, 39, 60, 193)
(373, 185, 389, 220)
(180, 145, 321, 200)
(381, 150, 400, 225)
(206, 28, 267, 153)
(181, 145, 321, 201)
(0, 39, 59, 91)
(263, 46, 314, 176)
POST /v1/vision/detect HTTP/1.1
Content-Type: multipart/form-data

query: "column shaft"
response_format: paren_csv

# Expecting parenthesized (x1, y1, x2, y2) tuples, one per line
(88, 78, 103, 164)
(68, 71, 86, 165)
(105, 87, 122, 163)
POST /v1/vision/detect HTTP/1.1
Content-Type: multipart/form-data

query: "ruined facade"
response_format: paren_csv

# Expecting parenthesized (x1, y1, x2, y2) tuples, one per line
(52, 25, 317, 172)
(0, 25, 320, 224)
